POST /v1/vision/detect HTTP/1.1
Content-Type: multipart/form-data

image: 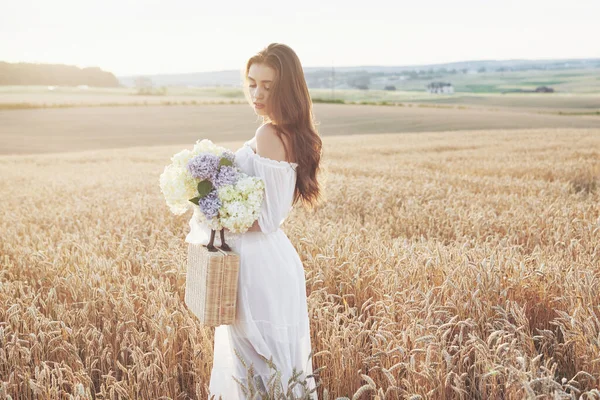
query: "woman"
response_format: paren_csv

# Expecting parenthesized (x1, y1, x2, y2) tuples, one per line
(185, 43, 323, 399)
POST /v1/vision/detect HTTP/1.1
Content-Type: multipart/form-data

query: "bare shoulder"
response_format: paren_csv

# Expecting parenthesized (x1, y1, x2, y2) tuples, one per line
(255, 123, 287, 162)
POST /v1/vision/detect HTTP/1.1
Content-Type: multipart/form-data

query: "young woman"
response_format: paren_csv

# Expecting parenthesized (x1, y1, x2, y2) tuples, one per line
(187, 43, 323, 399)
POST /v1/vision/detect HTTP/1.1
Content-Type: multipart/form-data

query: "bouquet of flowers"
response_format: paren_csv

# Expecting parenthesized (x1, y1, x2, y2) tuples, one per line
(159, 139, 265, 251)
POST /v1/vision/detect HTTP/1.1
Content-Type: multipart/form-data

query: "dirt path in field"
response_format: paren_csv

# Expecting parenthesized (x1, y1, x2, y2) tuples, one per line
(1, 103, 600, 155)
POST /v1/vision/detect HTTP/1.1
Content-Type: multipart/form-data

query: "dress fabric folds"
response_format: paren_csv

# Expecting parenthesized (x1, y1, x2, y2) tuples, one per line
(185, 141, 318, 399)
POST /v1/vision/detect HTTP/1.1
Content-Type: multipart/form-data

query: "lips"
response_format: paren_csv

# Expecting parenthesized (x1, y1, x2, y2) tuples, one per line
(254, 102, 265, 109)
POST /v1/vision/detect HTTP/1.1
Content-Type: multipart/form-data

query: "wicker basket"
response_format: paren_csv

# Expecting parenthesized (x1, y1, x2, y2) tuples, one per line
(185, 243, 240, 326)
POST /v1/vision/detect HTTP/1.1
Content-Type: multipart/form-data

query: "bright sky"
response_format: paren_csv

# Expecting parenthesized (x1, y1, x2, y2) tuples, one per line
(1, 0, 598, 76)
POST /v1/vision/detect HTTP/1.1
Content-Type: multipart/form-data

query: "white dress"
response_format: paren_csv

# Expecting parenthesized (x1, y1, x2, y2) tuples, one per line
(185, 140, 318, 399)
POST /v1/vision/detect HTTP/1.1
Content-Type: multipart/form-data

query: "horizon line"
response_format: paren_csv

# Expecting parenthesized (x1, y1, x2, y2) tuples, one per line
(2, 55, 599, 77)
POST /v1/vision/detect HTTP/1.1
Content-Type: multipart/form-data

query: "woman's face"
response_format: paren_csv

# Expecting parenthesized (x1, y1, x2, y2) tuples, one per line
(247, 63, 275, 117)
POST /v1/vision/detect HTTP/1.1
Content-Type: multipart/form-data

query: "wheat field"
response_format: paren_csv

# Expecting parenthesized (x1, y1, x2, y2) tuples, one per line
(1, 127, 599, 399)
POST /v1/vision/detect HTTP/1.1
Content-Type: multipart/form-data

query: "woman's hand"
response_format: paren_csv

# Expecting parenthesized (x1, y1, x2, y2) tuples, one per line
(247, 220, 261, 232)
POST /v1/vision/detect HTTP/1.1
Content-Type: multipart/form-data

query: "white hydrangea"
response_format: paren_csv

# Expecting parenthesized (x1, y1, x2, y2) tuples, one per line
(159, 164, 197, 215)
(219, 173, 265, 233)
(170, 148, 194, 169)
(192, 139, 228, 156)
(217, 184, 237, 202)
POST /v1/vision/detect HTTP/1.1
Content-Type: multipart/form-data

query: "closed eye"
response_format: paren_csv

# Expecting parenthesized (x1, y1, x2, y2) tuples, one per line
(249, 84, 270, 91)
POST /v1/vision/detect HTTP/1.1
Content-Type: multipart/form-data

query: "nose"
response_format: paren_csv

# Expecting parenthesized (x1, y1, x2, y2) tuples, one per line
(254, 87, 265, 100)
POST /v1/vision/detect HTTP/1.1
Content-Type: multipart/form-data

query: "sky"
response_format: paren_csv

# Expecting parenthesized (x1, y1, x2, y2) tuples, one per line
(1, 0, 598, 76)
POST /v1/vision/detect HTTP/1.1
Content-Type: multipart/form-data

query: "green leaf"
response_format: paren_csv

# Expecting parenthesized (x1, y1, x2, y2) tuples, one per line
(197, 179, 213, 197)
(189, 196, 200, 205)
(219, 157, 233, 167)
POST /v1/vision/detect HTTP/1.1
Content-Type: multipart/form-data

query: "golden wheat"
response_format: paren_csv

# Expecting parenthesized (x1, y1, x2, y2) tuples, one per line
(0, 127, 599, 399)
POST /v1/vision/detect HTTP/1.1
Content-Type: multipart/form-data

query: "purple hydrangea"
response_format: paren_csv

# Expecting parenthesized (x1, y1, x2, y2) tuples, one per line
(221, 151, 235, 164)
(214, 165, 239, 188)
(187, 153, 219, 181)
(198, 189, 221, 219)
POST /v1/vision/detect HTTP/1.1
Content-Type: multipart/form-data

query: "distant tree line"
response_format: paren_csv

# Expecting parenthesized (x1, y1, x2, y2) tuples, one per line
(0, 62, 119, 87)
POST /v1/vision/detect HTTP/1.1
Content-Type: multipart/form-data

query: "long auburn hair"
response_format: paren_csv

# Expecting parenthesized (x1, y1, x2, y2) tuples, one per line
(241, 43, 324, 210)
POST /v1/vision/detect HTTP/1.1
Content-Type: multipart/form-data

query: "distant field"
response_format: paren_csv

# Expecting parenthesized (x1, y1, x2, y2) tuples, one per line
(370, 68, 600, 94)
(0, 85, 246, 107)
(1, 129, 599, 398)
(401, 92, 600, 112)
(3, 103, 600, 155)
(2, 85, 600, 114)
